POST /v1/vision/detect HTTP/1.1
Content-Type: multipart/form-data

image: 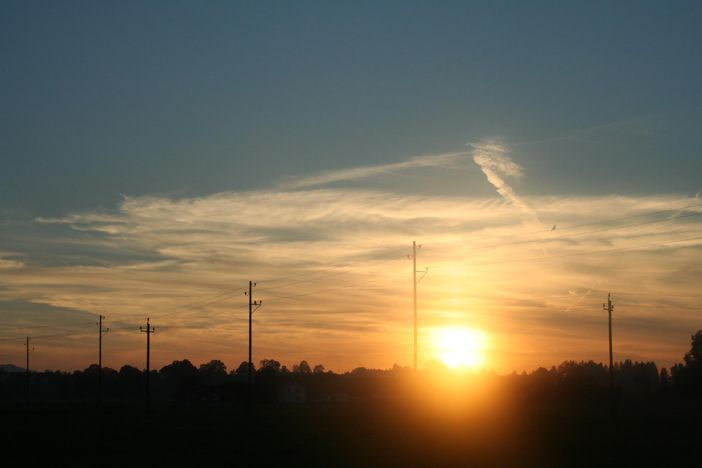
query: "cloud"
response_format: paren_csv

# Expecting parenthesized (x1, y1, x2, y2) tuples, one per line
(471, 140, 541, 226)
(3, 151, 702, 372)
(0, 257, 23, 269)
(280, 150, 470, 189)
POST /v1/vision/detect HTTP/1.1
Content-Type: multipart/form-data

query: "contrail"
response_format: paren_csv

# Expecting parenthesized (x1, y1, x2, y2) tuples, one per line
(280, 150, 470, 189)
(563, 289, 591, 313)
(470, 140, 542, 227)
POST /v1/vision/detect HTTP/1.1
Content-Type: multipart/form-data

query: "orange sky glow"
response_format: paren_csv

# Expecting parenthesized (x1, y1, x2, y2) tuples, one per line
(1, 143, 701, 373)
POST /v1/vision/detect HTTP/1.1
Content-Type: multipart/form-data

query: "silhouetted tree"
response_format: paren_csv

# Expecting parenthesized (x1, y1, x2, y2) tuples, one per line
(524, 366, 557, 399)
(671, 331, 702, 396)
(293, 360, 311, 374)
(198, 360, 227, 386)
(351, 366, 369, 376)
(684, 331, 702, 367)
(659, 368, 670, 396)
(234, 361, 254, 376)
(160, 359, 198, 400)
(424, 359, 448, 373)
(258, 359, 281, 378)
(117, 365, 143, 398)
(313, 364, 325, 374)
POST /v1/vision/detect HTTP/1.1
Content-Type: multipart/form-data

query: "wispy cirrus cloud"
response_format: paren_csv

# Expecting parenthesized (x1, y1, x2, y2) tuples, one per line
(471, 140, 542, 227)
(280, 150, 471, 189)
(3, 188, 702, 372)
(2, 144, 701, 373)
(0, 253, 23, 269)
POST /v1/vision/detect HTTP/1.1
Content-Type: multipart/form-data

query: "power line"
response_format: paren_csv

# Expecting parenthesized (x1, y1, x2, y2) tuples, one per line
(0, 320, 96, 332)
(461, 210, 702, 256)
(586, 290, 702, 299)
(469, 233, 702, 266)
(261, 271, 405, 305)
(253, 247, 409, 286)
(0, 329, 94, 342)
(256, 250, 408, 292)
(138, 289, 243, 319)
(24, 211, 692, 331)
(449, 207, 702, 262)
(472, 200, 702, 245)
(92, 248, 406, 323)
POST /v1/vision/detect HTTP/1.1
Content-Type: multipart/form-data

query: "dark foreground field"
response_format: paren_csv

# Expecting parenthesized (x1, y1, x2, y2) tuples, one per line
(2, 398, 701, 467)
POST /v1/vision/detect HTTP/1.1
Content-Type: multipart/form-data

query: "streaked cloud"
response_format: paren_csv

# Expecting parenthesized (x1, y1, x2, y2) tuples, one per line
(0, 256, 23, 269)
(280, 150, 470, 189)
(471, 140, 541, 226)
(1, 145, 701, 373)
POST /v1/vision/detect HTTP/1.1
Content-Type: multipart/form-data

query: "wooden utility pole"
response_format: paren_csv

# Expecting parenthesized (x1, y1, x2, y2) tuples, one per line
(246, 281, 261, 409)
(411, 241, 426, 371)
(248, 280, 253, 408)
(97, 315, 109, 407)
(413, 241, 417, 371)
(140, 318, 155, 409)
(25, 336, 31, 400)
(603, 294, 615, 394)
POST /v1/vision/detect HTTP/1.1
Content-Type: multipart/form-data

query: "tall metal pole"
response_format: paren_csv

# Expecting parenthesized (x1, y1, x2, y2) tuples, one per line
(98, 315, 103, 407)
(25, 336, 30, 400)
(413, 241, 417, 371)
(146, 318, 151, 408)
(603, 294, 614, 395)
(97, 315, 108, 407)
(245, 282, 261, 410)
(248, 280, 253, 408)
(140, 318, 155, 409)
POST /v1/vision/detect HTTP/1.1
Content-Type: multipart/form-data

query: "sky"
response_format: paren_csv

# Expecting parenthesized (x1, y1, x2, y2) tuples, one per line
(1, 1, 701, 373)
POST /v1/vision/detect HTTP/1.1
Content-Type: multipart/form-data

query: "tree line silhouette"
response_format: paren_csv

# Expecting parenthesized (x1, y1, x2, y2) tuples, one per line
(2, 331, 702, 404)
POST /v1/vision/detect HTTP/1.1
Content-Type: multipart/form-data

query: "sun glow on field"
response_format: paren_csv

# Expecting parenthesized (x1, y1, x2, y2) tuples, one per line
(431, 327, 488, 369)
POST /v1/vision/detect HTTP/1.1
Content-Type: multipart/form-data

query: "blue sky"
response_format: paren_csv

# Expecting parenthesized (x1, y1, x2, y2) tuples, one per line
(2, 1, 701, 215)
(1, 1, 701, 372)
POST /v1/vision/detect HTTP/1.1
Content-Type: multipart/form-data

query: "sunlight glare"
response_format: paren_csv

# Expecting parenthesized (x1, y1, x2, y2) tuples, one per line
(431, 327, 487, 370)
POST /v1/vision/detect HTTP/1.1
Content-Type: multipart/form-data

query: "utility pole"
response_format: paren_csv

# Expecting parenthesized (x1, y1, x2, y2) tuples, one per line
(413, 241, 417, 371)
(246, 281, 262, 409)
(140, 318, 155, 409)
(25, 336, 31, 400)
(97, 315, 109, 407)
(603, 293, 614, 396)
(411, 241, 426, 371)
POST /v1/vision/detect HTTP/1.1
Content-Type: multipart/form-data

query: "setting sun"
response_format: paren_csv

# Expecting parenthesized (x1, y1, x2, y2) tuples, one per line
(430, 327, 488, 370)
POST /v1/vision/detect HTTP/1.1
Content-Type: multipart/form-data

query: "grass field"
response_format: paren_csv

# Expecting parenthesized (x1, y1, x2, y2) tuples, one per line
(2, 397, 701, 467)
